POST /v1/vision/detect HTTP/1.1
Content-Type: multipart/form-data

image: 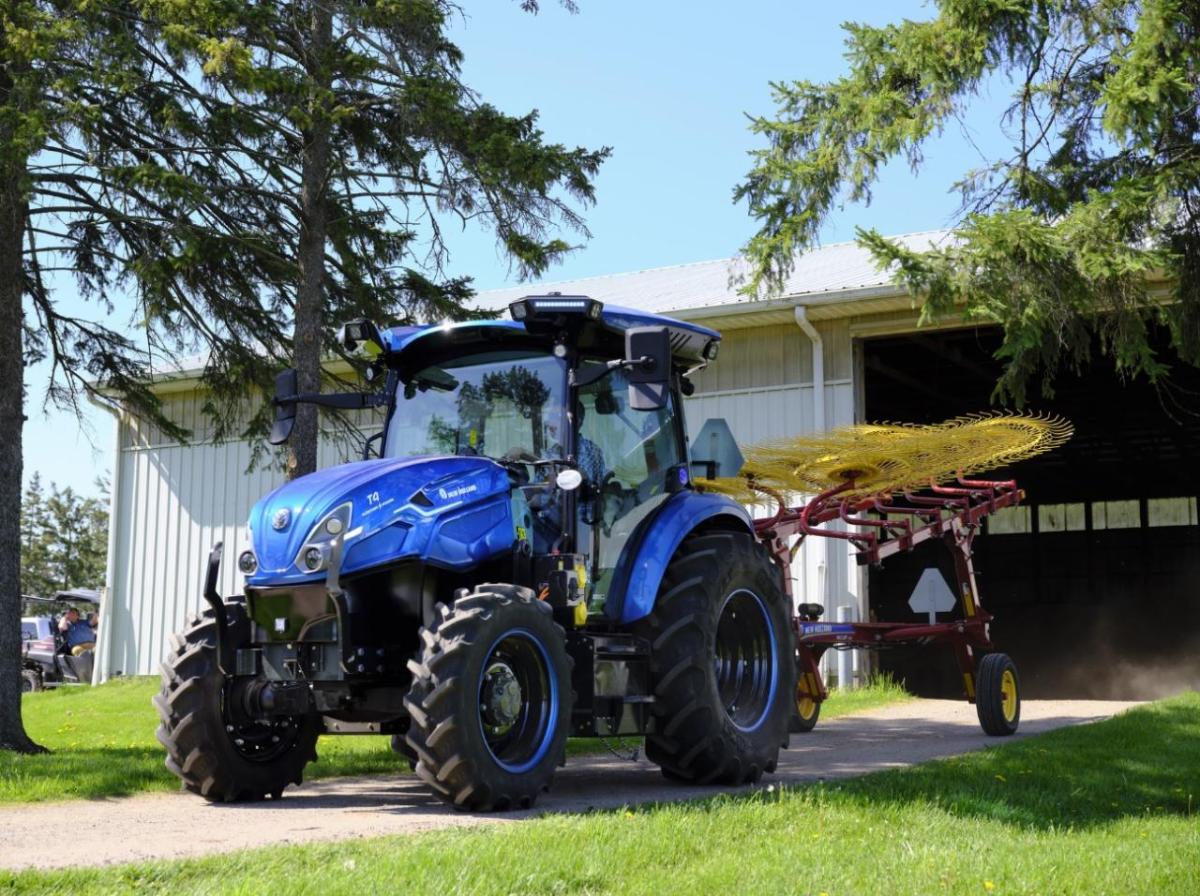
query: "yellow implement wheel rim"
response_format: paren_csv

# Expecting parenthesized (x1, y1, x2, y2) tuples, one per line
(1000, 668, 1018, 722)
(796, 682, 817, 720)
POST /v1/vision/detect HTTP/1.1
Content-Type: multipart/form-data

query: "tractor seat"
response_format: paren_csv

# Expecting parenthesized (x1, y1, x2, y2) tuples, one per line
(796, 603, 825, 619)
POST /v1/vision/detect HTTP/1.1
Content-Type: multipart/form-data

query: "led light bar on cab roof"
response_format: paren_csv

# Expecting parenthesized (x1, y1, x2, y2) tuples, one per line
(509, 295, 603, 321)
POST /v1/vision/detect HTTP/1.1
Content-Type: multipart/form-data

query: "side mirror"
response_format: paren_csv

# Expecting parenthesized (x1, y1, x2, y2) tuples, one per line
(689, 418, 744, 479)
(338, 319, 384, 358)
(269, 368, 298, 445)
(625, 326, 671, 411)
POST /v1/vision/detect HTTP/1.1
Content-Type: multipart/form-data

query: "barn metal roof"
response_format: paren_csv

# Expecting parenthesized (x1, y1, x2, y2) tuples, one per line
(472, 229, 953, 321)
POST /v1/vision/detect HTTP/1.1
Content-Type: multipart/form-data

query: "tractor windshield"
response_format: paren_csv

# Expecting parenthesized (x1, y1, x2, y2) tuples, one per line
(384, 350, 566, 461)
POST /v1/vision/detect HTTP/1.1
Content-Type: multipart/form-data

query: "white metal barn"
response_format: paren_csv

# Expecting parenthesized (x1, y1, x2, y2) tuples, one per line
(97, 230, 1200, 700)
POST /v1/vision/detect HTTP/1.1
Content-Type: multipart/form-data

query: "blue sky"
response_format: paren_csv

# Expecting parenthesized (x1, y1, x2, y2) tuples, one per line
(24, 0, 1013, 498)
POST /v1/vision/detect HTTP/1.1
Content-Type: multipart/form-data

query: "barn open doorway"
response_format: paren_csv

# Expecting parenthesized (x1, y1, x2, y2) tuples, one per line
(861, 325, 1200, 699)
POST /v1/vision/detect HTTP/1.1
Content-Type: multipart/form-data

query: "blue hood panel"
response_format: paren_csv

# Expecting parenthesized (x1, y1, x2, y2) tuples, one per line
(246, 456, 515, 586)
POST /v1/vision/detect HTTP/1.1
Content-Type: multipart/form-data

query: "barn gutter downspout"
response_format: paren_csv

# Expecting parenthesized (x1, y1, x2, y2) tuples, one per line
(794, 306, 824, 431)
(794, 306, 853, 686)
(794, 304, 827, 603)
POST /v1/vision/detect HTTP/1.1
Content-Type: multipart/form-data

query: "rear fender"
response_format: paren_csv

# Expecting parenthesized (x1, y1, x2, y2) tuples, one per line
(608, 492, 752, 625)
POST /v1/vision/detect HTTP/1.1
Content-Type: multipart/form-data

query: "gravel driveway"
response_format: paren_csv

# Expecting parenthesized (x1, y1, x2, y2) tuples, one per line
(0, 698, 1138, 871)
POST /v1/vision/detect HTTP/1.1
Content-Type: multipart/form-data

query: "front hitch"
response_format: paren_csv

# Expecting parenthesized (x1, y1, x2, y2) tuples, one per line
(234, 679, 313, 719)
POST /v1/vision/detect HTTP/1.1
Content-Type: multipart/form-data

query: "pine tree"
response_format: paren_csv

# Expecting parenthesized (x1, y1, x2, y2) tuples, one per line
(738, 0, 1200, 404)
(149, 0, 609, 476)
(18, 475, 108, 601)
(19, 474, 54, 599)
(2, 0, 347, 753)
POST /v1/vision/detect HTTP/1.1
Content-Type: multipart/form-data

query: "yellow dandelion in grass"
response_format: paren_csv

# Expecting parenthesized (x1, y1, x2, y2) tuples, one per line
(984, 882, 995, 891)
(623, 810, 634, 818)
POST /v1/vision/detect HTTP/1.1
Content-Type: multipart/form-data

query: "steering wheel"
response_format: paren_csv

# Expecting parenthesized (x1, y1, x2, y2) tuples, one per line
(502, 448, 540, 464)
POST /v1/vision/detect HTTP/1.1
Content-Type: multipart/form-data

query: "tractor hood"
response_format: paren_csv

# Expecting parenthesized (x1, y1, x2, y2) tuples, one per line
(244, 455, 515, 586)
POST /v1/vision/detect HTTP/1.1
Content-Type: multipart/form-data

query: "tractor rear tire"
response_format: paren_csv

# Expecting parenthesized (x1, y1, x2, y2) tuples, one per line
(636, 531, 796, 785)
(21, 669, 43, 693)
(404, 584, 573, 811)
(976, 652, 1020, 736)
(154, 605, 321, 802)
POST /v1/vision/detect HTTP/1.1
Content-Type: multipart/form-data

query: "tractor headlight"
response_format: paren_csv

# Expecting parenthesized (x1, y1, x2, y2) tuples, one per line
(237, 550, 258, 575)
(293, 502, 353, 573)
(302, 547, 325, 571)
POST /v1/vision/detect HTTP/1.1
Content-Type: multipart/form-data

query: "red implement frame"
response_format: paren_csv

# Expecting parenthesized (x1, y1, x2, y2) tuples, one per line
(753, 476, 1022, 711)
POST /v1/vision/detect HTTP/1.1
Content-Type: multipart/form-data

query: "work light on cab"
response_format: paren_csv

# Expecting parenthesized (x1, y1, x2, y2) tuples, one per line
(508, 295, 603, 323)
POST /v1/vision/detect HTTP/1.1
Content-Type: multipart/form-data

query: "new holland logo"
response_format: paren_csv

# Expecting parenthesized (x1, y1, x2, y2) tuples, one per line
(437, 483, 478, 501)
(272, 508, 291, 531)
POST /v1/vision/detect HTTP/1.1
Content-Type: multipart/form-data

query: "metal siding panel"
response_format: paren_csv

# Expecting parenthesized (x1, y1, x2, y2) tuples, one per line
(132, 452, 151, 673)
(818, 319, 853, 381)
(113, 442, 139, 677)
(148, 452, 169, 674)
(692, 325, 813, 394)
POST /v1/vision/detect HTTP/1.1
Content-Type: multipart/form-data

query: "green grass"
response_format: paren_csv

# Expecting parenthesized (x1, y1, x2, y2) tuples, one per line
(3, 677, 409, 803)
(4, 674, 910, 804)
(4, 692, 1196, 895)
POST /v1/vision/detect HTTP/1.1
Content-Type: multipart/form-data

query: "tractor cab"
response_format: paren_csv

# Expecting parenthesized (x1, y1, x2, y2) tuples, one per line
(371, 297, 720, 621)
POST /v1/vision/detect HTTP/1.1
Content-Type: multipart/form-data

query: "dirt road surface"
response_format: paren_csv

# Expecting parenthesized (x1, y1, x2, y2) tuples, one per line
(0, 699, 1138, 871)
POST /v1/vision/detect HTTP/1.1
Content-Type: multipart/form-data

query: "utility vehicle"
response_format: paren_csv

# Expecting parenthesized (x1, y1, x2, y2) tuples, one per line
(22, 591, 102, 691)
(156, 297, 793, 810)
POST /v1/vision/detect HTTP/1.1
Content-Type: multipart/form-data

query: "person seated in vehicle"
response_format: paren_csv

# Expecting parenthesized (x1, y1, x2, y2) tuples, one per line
(58, 607, 96, 656)
(515, 401, 607, 553)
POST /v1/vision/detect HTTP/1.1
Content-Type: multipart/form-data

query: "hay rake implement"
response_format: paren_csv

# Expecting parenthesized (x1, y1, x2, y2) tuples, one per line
(709, 414, 1073, 737)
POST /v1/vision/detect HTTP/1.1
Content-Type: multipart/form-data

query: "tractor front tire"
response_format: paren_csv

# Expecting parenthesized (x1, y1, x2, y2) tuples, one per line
(404, 584, 572, 811)
(21, 668, 43, 693)
(154, 605, 321, 802)
(637, 531, 796, 785)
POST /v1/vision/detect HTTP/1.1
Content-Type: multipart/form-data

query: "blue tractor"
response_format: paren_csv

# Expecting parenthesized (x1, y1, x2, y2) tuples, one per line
(155, 296, 795, 810)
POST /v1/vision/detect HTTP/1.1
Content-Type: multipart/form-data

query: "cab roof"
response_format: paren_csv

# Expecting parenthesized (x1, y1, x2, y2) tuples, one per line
(380, 299, 721, 368)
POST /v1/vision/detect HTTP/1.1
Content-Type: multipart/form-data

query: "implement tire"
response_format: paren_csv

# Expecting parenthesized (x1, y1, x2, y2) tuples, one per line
(976, 652, 1020, 737)
(154, 605, 321, 802)
(636, 531, 795, 784)
(21, 668, 43, 693)
(790, 672, 821, 733)
(404, 584, 572, 812)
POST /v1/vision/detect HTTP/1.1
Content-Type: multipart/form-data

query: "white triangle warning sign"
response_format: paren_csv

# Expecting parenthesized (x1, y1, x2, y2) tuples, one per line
(908, 568, 957, 623)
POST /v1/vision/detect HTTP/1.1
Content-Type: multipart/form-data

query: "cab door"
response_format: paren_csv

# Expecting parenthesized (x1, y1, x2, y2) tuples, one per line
(574, 365, 683, 615)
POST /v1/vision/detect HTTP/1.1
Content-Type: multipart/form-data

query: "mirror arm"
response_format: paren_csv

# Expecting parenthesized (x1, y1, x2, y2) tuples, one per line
(570, 356, 655, 389)
(274, 391, 386, 411)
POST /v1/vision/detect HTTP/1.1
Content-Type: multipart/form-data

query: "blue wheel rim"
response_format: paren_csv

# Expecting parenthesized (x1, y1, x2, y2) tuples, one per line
(714, 588, 778, 732)
(477, 627, 559, 773)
